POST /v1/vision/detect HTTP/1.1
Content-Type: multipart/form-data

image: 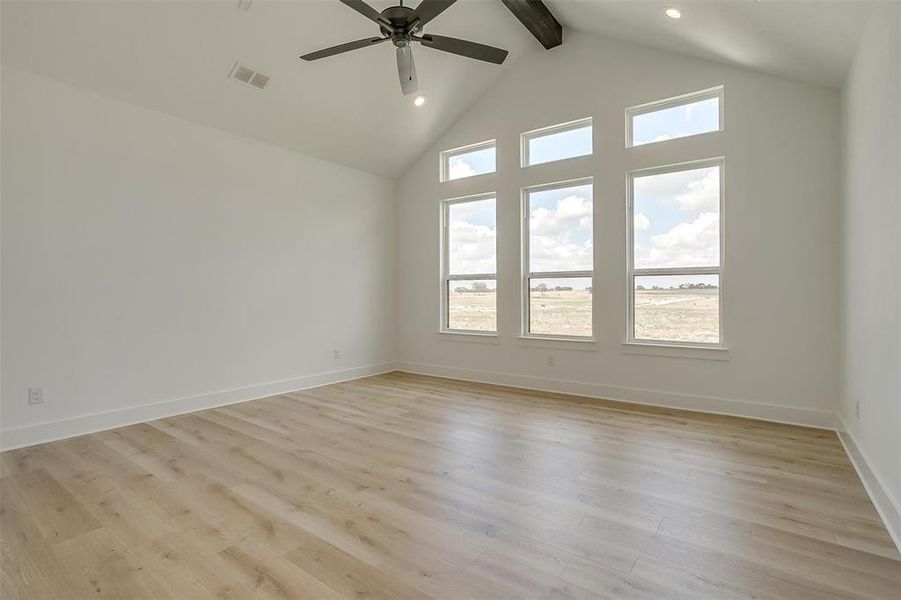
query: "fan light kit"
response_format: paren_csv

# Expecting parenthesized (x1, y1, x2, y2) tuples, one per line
(412, 94, 427, 107)
(299, 0, 508, 96)
(665, 7, 684, 19)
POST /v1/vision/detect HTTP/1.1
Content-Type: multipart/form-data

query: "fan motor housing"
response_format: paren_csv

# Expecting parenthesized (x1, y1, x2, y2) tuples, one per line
(381, 5, 416, 45)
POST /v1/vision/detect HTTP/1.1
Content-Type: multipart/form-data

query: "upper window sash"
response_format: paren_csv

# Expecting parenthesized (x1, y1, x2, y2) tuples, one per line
(521, 117, 593, 167)
(440, 140, 497, 182)
(626, 86, 724, 148)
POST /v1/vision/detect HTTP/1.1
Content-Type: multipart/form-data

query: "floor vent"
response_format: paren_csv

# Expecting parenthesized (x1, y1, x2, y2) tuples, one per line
(229, 62, 270, 90)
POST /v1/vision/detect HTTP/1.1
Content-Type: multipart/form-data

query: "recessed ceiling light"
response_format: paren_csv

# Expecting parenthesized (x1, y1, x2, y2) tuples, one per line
(412, 94, 427, 107)
(665, 7, 684, 19)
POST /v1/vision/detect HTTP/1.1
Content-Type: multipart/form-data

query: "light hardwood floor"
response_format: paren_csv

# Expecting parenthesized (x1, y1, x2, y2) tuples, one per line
(2, 372, 899, 599)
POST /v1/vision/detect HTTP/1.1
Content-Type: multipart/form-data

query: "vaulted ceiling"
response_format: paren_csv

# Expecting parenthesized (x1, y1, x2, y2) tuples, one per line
(1, 1, 875, 176)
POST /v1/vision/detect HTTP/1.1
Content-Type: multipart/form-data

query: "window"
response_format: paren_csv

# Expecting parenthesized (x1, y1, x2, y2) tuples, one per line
(523, 179, 593, 338)
(522, 118, 592, 167)
(440, 140, 496, 182)
(627, 87, 723, 147)
(628, 159, 723, 345)
(441, 194, 497, 333)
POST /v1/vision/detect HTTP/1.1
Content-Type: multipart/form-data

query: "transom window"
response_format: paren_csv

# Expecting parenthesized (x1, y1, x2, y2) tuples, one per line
(441, 194, 497, 333)
(522, 179, 593, 338)
(627, 86, 723, 147)
(628, 159, 723, 345)
(521, 118, 592, 167)
(440, 140, 496, 182)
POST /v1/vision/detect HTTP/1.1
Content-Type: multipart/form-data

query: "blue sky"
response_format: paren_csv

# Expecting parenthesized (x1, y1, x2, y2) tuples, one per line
(528, 124, 592, 166)
(632, 97, 719, 146)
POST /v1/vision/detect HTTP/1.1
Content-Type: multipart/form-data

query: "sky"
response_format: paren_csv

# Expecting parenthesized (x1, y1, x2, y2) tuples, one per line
(632, 97, 719, 146)
(446, 98, 720, 291)
(633, 165, 720, 272)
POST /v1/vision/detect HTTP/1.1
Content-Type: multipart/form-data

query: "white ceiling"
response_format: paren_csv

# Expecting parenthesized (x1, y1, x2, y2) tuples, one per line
(1, 1, 875, 176)
(556, 0, 874, 90)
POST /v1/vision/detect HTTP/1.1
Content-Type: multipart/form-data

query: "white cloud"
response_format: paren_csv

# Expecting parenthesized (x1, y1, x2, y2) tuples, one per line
(448, 219, 496, 274)
(635, 211, 719, 268)
(673, 169, 719, 213)
(636, 167, 719, 215)
(529, 194, 593, 271)
(530, 194, 592, 236)
(634, 212, 650, 231)
(530, 236, 593, 272)
(448, 157, 476, 180)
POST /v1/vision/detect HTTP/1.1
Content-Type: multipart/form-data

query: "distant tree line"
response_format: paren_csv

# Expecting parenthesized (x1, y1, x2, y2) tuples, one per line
(635, 283, 719, 291)
(453, 281, 493, 293)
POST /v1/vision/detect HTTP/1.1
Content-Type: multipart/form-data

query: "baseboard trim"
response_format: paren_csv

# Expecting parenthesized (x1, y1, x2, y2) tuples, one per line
(395, 361, 837, 430)
(837, 419, 901, 553)
(0, 362, 396, 451)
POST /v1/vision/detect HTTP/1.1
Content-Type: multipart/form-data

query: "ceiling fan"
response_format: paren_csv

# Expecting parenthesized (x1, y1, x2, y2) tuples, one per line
(299, 0, 509, 96)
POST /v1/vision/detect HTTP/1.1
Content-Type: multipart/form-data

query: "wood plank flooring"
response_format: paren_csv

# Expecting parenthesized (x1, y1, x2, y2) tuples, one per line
(2, 372, 899, 599)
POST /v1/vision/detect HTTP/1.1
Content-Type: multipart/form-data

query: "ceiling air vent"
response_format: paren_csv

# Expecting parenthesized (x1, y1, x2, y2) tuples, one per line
(228, 62, 270, 90)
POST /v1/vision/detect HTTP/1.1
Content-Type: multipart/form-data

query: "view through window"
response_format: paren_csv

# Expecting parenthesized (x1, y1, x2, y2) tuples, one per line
(444, 195, 497, 332)
(525, 180, 593, 338)
(630, 162, 722, 344)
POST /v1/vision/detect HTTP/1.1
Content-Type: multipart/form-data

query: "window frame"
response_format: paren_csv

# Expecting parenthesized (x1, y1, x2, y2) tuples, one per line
(625, 86, 724, 149)
(520, 117, 593, 168)
(440, 192, 498, 335)
(439, 139, 497, 183)
(626, 157, 726, 348)
(521, 177, 595, 341)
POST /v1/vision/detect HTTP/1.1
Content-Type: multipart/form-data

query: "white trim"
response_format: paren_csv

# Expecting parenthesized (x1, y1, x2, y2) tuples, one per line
(0, 362, 396, 451)
(626, 158, 725, 347)
(836, 418, 901, 553)
(516, 336, 597, 352)
(437, 331, 500, 344)
(622, 341, 729, 360)
(626, 85, 724, 148)
(439, 139, 496, 182)
(521, 117, 593, 168)
(395, 361, 837, 430)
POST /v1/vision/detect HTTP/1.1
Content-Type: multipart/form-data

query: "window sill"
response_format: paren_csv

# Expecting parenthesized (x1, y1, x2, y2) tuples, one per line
(622, 342, 729, 361)
(517, 336, 597, 352)
(437, 331, 501, 344)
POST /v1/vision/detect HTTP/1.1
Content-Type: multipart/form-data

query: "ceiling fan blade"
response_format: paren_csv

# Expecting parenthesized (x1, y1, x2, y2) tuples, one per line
(396, 46, 419, 96)
(338, 0, 393, 30)
(419, 34, 508, 64)
(406, 0, 457, 30)
(300, 37, 388, 61)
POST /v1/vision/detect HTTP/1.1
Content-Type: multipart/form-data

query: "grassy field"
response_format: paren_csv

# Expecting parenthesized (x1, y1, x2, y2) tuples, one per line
(634, 288, 719, 343)
(448, 288, 718, 342)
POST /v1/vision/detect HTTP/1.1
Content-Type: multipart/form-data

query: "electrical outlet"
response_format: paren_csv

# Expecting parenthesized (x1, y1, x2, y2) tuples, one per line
(28, 387, 44, 405)
(547, 354, 556, 367)
(333, 349, 342, 360)
(855, 400, 860, 420)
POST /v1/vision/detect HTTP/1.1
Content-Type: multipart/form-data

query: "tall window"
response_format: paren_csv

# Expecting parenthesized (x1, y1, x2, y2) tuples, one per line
(441, 194, 497, 333)
(628, 159, 723, 345)
(523, 179, 593, 338)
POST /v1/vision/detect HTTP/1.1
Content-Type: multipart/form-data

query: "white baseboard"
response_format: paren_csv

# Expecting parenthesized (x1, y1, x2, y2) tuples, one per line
(0, 362, 396, 451)
(395, 361, 837, 430)
(837, 418, 901, 553)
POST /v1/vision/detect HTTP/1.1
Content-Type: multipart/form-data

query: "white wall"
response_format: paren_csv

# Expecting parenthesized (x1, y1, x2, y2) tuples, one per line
(839, 3, 901, 544)
(1, 67, 396, 449)
(397, 32, 842, 428)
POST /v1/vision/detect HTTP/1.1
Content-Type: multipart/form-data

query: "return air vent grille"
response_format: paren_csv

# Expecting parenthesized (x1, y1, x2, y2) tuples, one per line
(229, 62, 270, 89)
